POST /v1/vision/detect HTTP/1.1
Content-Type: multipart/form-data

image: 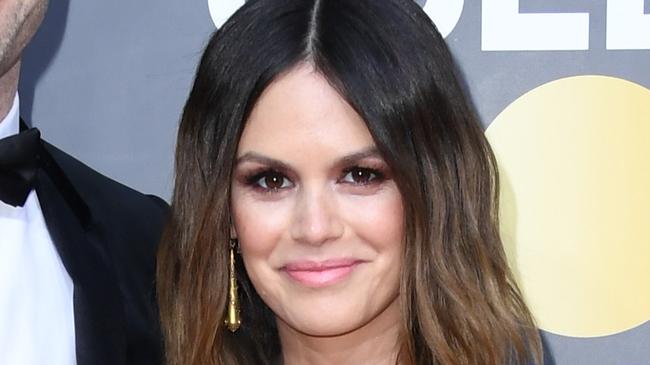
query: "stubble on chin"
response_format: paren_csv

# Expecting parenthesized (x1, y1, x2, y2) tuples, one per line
(0, 0, 45, 75)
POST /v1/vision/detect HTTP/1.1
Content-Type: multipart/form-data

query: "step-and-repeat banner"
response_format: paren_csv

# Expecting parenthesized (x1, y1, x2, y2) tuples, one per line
(21, 1, 649, 363)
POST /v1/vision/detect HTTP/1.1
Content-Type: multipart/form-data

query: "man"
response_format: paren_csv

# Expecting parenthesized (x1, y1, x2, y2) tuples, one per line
(0, 1, 166, 364)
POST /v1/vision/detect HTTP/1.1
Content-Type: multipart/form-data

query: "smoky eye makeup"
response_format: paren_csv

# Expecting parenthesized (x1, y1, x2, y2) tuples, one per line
(335, 156, 394, 194)
(339, 166, 386, 185)
(232, 150, 393, 194)
(247, 169, 293, 190)
(234, 165, 295, 194)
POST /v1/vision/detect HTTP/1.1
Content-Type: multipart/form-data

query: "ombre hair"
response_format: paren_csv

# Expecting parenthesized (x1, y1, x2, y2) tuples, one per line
(157, 0, 542, 364)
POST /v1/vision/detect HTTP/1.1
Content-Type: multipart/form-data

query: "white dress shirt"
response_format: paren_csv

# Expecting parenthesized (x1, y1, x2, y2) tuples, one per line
(0, 94, 76, 364)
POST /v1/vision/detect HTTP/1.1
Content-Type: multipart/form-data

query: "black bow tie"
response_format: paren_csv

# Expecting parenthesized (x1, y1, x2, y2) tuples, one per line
(0, 128, 41, 207)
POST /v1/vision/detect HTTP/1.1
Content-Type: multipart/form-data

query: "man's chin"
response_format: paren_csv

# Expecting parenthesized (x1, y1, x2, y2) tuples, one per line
(0, 0, 48, 77)
(0, 54, 21, 80)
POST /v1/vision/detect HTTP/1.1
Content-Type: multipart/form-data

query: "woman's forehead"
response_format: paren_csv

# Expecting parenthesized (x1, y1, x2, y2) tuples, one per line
(237, 65, 375, 162)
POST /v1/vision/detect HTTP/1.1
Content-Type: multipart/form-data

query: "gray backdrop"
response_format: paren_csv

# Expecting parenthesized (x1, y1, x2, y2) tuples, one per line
(20, 1, 650, 364)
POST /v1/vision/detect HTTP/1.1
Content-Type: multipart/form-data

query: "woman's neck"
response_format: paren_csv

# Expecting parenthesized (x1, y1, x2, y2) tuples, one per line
(277, 299, 402, 365)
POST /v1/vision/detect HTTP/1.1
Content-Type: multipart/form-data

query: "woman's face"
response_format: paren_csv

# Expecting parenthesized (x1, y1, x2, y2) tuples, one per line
(231, 65, 404, 338)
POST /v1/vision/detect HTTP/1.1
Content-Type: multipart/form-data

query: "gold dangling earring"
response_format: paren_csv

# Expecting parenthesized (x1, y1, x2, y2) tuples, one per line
(224, 239, 241, 332)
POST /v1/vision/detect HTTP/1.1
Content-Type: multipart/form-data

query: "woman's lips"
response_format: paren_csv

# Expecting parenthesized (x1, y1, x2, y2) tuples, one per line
(281, 259, 363, 287)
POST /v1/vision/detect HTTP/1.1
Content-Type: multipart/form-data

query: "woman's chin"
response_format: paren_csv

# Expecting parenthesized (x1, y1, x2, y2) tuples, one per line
(277, 309, 365, 338)
(271, 288, 400, 339)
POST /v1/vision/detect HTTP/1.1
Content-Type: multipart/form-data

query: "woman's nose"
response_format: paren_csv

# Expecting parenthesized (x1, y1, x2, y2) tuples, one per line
(290, 186, 344, 246)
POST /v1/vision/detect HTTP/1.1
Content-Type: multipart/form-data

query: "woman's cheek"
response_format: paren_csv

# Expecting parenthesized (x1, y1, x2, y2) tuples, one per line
(232, 193, 293, 256)
(340, 186, 404, 250)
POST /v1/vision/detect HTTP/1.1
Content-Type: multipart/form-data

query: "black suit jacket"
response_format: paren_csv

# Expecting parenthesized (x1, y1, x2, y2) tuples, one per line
(31, 134, 166, 365)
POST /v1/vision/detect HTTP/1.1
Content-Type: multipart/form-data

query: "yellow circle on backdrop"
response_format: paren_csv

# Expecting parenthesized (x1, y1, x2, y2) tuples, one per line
(486, 75, 650, 337)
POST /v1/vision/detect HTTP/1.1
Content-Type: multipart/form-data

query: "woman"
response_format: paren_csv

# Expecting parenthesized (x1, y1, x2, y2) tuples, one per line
(157, 0, 542, 364)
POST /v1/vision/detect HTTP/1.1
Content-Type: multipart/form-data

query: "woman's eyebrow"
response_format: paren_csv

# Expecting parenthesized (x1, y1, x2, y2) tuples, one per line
(234, 152, 292, 171)
(334, 147, 382, 167)
(235, 146, 382, 170)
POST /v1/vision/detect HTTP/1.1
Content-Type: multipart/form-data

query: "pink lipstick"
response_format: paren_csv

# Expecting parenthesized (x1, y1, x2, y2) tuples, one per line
(282, 259, 362, 287)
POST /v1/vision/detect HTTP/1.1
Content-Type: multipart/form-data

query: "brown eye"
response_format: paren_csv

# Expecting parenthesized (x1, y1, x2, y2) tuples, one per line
(341, 168, 381, 185)
(256, 171, 291, 190)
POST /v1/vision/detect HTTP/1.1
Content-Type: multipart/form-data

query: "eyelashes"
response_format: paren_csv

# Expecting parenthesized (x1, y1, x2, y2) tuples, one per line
(241, 166, 388, 194)
(340, 167, 385, 185)
(245, 169, 293, 191)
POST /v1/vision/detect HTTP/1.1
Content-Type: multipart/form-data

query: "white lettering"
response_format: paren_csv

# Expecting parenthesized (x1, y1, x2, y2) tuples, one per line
(208, 0, 463, 38)
(607, 0, 650, 49)
(482, 0, 590, 51)
(421, 0, 464, 38)
(208, 0, 244, 29)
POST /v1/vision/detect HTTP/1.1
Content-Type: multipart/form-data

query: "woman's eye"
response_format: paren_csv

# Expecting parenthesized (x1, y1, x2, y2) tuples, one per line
(255, 171, 291, 190)
(341, 168, 382, 185)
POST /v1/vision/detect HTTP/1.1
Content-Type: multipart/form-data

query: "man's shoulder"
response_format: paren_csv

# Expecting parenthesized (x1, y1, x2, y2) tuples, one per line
(40, 142, 167, 362)
(42, 141, 168, 233)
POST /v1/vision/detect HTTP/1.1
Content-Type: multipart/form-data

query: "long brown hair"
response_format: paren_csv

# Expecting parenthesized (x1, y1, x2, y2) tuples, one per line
(157, 0, 542, 364)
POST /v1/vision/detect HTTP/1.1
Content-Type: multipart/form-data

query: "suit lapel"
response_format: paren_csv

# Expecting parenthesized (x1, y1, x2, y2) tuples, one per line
(34, 144, 127, 365)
